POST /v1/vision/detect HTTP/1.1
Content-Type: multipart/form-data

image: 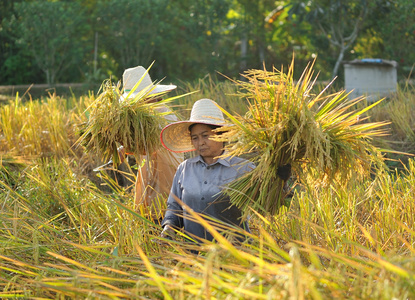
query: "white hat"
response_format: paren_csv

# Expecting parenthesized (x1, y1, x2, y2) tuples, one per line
(160, 99, 227, 152)
(122, 65, 176, 99)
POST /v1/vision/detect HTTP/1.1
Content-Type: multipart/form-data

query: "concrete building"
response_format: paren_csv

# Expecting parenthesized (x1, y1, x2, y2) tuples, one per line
(344, 58, 398, 102)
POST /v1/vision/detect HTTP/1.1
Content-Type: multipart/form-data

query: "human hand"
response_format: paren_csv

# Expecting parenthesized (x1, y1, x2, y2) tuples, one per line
(160, 225, 176, 240)
(153, 225, 176, 245)
(117, 146, 127, 163)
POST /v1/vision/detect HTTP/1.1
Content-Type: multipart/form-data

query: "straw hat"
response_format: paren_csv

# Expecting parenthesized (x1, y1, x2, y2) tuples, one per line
(122, 65, 176, 99)
(160, 99, 227, 152)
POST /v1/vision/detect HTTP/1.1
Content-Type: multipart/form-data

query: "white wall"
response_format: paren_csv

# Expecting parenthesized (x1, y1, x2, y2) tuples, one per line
(344, 61, 397, 102)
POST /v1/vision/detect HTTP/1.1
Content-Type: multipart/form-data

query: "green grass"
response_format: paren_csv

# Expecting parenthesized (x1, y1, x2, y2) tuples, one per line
(0, 68, 414, 299)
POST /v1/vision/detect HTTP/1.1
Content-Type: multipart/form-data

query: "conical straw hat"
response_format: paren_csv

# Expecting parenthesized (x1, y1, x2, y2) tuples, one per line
(160, 99, 227, 152)
(122, 66, 176, 99)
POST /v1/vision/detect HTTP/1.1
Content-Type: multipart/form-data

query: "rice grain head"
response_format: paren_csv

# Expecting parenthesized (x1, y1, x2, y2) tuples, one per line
(215, 59, 389, 216)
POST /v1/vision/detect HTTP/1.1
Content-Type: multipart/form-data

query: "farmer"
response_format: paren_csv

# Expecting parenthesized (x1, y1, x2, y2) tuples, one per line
(119, 65, 183, 222)
(159, 99, 255, 244)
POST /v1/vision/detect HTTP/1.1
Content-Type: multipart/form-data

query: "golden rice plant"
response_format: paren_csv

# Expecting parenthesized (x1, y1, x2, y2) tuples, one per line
(78, 78, 175, 165)
(216, 59, 390, 216)
(1, 152, 415, 298)
(370, 82, 415, 160)
(173, 74, 246, 117)
(0, 93, 77, 158)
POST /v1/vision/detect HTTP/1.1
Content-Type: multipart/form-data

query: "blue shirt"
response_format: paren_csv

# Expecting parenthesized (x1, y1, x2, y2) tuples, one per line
(162, 154, 255, 242)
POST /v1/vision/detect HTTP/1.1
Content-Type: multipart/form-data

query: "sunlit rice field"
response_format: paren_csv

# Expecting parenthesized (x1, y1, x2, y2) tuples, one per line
(0, 69, 414, 299)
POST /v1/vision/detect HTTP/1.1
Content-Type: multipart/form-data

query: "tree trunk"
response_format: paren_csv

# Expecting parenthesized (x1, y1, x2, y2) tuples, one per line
(240, 32, 248, 79)
(45, 69, 51, 86)
(94, 32, 98, 75)
(259, 43, 265, 66)
(332, 45, 346, 79)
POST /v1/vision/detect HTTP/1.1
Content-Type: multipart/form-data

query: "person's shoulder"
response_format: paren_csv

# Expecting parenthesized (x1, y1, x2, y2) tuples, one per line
(184, 155, 202, 164)
(174, 155, 202, 175)
(227, 155, 255, 170)
(228, 155, 251, 164)
(178, 155, 200, 168)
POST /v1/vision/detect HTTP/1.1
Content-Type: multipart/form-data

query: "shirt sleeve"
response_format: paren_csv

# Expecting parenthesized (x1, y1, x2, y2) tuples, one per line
(161, 163, 184, 228)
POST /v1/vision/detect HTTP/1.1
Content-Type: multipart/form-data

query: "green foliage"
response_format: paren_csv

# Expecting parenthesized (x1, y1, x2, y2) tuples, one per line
(370, 0, 415, 77)
(350, 1, 415, 79)
(154, 0, 235, 80)
(288, 0, 372, 79)
(10, 1, 91, 85)
(0, 0, 42, 85)
(1, 0, 414, 86)
(94, 0, 169, 76)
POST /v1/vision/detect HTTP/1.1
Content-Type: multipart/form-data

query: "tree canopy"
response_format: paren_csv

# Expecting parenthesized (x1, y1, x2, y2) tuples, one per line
(0, 0, 413, 86)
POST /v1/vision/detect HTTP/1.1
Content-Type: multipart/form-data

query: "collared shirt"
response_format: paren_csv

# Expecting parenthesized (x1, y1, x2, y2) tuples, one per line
(162, 154, 255, 242)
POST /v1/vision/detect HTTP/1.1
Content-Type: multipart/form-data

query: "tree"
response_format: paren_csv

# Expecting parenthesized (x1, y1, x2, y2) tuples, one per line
(2, 0, 412, 85)
(12, 1, 90, 85)
(224, 0, 315, 79)
(367, 0, 415, 78)
(289, 0, 369, 79)
(160, 0, 233, 80)
(0, 0, 41, 85)
(94, 0, 172, 79)
(229, 0, 279, 74)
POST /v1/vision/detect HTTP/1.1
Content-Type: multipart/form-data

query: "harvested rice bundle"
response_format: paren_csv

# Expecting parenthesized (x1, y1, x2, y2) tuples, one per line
(216, 60, 389, 216)
(78, 79, 171, 165)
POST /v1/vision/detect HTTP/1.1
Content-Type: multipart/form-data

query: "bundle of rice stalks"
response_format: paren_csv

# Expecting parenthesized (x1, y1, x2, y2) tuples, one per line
(78, 79, 173, 166)
(216, 59, 390, 216)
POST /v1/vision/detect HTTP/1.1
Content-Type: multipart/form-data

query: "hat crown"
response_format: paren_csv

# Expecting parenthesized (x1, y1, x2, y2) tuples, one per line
(189, 99, 225, 125)
(121, 65, 177, 98)
(123, 66, 153, 92)
(160, 99, 227, 153)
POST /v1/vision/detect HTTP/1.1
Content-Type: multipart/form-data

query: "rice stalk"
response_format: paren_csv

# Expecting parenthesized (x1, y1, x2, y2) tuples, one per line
(0, 94, 75, 158)
(215, 59, 390, 216)
(1, 74, 415, 299)
(370, 83, 415, 168)
(0, 158, 415, 298)
(173, 74, 246, 118)
(78, 78, 176, 166)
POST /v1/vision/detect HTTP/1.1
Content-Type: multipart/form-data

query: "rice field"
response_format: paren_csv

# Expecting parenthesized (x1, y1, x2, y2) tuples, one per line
(0, 69, 414, 299)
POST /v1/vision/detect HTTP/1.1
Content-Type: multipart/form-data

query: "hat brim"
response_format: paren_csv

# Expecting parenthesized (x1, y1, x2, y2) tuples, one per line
(161, 120, 226, 153)
(122, 84, 177, 99)
(149, 84, 177, 95)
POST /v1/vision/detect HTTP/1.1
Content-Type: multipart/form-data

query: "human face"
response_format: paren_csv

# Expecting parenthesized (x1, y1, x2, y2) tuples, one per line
(190, 124, 223, 164)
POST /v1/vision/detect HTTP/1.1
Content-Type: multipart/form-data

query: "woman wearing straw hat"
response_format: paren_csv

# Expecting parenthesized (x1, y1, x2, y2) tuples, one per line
(159, 99, 255, 244)
(119, 65, 183, 222)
